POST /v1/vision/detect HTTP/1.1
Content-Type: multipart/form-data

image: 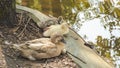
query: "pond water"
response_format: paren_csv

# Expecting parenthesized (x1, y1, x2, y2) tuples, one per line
(18, 0, 120, 67)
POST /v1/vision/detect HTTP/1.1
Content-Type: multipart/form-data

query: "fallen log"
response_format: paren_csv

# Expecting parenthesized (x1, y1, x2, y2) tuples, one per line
(16, 5, 114, 68)
(16, 4, 57, 28)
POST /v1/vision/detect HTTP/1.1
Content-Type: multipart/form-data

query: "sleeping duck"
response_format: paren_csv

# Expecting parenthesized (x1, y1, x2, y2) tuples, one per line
(13, 34, 66, 60)
(43, 21, 69, 37)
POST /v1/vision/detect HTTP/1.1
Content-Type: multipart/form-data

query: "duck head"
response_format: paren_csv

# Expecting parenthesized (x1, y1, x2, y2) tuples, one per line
(50, 34, 66, 44)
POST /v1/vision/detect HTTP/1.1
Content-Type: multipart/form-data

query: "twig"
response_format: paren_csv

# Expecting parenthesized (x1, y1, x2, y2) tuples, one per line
(19, 12, 24, 25)
(14, 12, 24, 32)
(17, 17, 31, 37)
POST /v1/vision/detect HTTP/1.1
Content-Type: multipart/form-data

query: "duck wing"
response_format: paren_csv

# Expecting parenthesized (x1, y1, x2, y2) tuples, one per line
(28, 42, 57, 53)
(39, 44, 57, 53)
(26, 38, 50, 43)
(27, 43, 46, 50)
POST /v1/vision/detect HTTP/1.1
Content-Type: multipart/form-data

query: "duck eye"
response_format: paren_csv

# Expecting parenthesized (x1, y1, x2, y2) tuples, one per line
(60, 39, 66, 44)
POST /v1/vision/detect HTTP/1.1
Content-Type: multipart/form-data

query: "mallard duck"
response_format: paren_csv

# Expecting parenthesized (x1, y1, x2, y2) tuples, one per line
(43, 21, 69, 37)
(13, 34, 66, 60)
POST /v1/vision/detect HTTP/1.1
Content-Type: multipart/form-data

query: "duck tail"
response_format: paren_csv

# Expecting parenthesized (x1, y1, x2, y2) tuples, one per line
(13, 44, 21, 50)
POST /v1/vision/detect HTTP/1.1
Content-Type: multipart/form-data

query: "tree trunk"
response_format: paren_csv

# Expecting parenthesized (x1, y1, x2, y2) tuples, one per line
(0, 0, 17, 27)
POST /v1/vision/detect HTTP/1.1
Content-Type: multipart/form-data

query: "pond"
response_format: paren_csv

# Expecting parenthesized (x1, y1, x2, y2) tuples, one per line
(18, 0, 120, 68)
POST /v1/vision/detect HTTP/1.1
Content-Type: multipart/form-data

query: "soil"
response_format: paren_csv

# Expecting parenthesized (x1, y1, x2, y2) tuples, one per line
(0, 12, 78, 68)
(0, 46, 7, 68)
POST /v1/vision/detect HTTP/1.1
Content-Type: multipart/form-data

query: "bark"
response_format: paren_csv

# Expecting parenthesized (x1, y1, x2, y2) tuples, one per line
(16, 5, 114, 68)
(0, 0, 17, 27)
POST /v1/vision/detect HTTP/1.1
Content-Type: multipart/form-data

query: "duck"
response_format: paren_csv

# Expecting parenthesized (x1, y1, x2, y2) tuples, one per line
(13, 34, 66, 60)
(43, 21, 69, 37)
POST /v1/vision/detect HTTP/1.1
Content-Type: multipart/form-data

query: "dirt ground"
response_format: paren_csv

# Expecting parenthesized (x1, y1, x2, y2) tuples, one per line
(0, 46, 7, 68)
(0, 12, 78, 68)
